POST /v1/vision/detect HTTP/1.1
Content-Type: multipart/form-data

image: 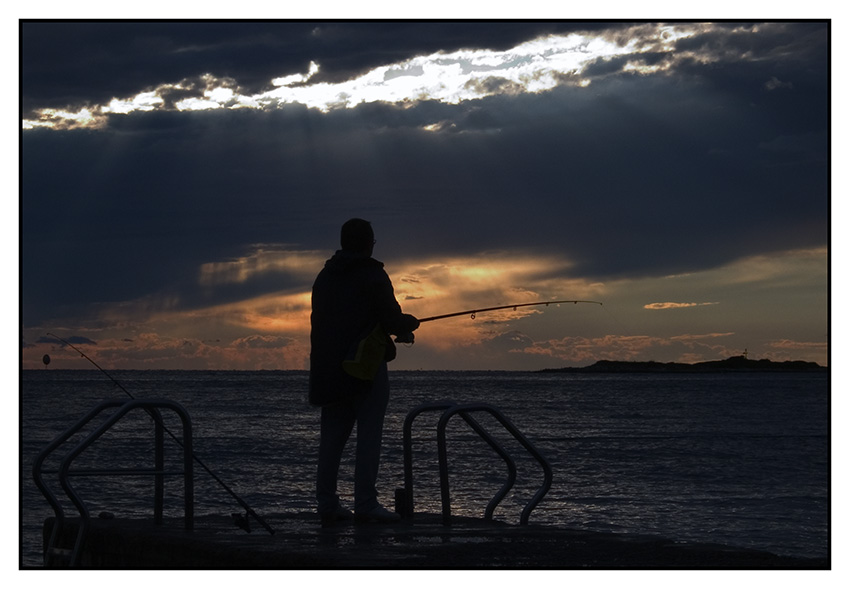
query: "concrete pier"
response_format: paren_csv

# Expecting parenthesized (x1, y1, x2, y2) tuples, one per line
(40, 512, 828, 569)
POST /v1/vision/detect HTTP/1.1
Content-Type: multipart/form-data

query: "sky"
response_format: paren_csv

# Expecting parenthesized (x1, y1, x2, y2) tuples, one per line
(19, 18, 831, 371)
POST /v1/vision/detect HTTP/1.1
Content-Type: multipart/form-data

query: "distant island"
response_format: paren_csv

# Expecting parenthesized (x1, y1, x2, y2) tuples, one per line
(540, 356, 828, 374)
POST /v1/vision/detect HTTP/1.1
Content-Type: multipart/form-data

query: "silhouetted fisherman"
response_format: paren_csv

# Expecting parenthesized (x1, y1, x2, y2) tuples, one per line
(309, 218, 419, 527)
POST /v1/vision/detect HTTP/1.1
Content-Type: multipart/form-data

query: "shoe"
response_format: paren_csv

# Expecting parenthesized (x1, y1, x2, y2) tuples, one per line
(320, 505, 353, 528)
(355, 505, 401, 524)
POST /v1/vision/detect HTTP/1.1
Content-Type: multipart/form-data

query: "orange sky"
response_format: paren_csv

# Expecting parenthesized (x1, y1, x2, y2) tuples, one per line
(24, 246, 827, 370)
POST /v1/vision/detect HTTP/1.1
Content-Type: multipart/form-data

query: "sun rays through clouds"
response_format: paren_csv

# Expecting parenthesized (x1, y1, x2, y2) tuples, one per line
(21, 21, 828, 369)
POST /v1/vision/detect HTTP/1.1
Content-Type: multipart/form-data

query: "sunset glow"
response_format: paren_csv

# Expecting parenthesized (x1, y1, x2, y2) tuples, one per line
(25, 242, 827, 371)
(22, 21, 828, 370)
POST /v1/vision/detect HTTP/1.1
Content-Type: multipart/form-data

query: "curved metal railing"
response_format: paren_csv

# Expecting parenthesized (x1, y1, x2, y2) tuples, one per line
(32, 398, 193, 567)
(401, 401, 552, 526)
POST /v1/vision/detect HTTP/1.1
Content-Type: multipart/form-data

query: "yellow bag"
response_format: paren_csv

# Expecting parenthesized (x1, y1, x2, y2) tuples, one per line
(342, 323, 389, 381)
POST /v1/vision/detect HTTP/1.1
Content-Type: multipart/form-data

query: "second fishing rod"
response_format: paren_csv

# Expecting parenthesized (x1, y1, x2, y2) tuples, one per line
(45, 333, 275, 535)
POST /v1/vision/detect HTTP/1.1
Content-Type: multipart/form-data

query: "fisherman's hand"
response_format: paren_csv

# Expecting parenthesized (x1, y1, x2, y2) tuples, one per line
(402, 314, 420, 331)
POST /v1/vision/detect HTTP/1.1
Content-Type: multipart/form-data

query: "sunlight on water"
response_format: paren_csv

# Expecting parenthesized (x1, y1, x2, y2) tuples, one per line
(21, 370, 828, 566)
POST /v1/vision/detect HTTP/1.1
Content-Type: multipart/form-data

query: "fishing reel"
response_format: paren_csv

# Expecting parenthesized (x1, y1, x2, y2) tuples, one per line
(394, 332, 415, 344)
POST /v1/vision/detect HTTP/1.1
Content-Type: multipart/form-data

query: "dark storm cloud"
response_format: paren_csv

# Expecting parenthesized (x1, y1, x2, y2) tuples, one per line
(21, 21, 829, 330)
(673, 21, 827, 64)
(21, 21, 617, 116)
(22, 22, 319, 113)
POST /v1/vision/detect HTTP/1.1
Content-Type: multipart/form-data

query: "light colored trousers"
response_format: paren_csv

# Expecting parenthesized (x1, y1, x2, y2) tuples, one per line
(316, 363, 389, 515)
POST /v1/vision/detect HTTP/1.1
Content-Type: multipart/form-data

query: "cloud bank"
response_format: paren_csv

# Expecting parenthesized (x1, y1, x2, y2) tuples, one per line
(21, 21, 829, 369)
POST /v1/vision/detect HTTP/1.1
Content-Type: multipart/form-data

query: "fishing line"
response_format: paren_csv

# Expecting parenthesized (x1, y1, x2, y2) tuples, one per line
(599, 302, 634, 338)
(45, 333, 275, 535)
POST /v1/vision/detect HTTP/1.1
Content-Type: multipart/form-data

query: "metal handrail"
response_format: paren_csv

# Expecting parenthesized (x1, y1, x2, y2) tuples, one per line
(32, 398, 194, 567)
(401, 401, 454, 519)
(437, 403, 552, 525)
(402, 402, 518, 522)
(401, 401, 552, 526)
(33, 399, 126, 566)
(455, 410, 518, 521)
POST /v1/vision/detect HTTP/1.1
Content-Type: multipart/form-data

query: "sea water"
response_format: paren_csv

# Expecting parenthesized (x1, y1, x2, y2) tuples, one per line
(20, 369, 829, 567)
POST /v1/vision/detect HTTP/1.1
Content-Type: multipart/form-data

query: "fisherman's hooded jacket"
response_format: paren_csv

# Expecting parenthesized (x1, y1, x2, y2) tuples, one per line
(309, 250, 418, 407)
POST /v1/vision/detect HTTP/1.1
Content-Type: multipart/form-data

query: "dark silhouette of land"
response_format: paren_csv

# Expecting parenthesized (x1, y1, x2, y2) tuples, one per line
(540, 355, 827, 374)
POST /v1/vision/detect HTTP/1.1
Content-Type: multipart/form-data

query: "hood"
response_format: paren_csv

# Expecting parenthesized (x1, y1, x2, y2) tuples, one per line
(323, 250, 384, 272)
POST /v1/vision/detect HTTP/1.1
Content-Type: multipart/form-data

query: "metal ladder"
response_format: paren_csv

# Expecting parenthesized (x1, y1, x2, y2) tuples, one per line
(398, 401, 552, 526)
(32, 398, 194, 567)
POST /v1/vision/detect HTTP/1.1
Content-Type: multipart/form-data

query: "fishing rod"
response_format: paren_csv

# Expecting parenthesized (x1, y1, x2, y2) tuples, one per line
(418, 300, 602, 322)
(395, 300, 602, 342)
(45, 333, 275, 535)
